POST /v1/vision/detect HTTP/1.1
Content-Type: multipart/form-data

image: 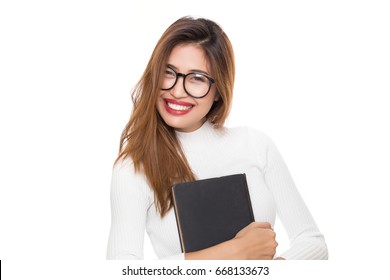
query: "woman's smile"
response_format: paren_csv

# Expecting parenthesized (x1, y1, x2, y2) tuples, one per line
(163, 98, 194, 115)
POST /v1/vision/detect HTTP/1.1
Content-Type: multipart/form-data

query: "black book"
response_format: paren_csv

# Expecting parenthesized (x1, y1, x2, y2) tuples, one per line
(171, 173, 254, 253)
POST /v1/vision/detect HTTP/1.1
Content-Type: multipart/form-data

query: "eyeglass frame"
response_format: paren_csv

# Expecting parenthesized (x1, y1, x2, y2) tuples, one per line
(161, 66, 216, 99)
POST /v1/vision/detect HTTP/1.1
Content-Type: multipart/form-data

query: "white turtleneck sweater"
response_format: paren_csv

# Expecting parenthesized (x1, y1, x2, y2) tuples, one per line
(106, 122, 328, 260)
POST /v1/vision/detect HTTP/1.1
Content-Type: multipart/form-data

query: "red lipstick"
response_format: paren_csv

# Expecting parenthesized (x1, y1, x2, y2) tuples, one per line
(163, 98, 194, 115)
(164, 98, 194, 106)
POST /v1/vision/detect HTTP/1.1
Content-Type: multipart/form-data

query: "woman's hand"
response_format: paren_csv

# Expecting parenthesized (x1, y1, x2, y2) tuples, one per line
(185, 221, 278, 260)
(233, 222, 278, 260)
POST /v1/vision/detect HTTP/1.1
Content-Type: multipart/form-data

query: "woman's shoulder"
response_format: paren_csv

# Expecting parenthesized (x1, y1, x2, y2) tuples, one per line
(112, 157, 137, 176)
(111, 157, 152, 197)
(113, 156, 134, 169)
(222, 125, 276, 166)
(225, 125, 274, 146)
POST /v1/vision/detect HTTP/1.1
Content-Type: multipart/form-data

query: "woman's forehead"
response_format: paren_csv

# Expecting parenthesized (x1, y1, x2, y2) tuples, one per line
(166, 44, 211, 75)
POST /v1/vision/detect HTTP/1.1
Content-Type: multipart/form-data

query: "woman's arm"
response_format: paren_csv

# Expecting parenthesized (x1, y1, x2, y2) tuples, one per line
(264, 137, 328, 260)
(185, 222, 278, 260)
(106, 160, 150, 260)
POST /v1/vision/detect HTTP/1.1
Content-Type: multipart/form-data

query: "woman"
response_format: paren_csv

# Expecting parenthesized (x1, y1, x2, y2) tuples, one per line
(106, 16, 328, 260)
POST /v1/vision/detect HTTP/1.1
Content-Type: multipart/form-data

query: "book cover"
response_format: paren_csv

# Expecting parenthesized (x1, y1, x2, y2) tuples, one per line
(171, 173, 254, 253)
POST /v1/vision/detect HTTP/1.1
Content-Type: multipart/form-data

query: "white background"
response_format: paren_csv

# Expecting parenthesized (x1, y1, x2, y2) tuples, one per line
(1, 0, 389, 278)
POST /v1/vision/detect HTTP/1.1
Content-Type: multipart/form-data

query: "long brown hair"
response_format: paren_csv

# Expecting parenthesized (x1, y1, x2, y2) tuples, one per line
(116, 16, 235, 217)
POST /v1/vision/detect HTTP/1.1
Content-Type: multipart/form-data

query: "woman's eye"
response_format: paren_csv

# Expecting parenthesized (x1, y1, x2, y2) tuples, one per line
(165, 69, 175, 77)
(192, 74, 207, 83)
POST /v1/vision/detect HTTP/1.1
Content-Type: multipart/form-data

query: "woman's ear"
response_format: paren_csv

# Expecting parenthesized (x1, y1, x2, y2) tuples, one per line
(214, 91, 220, 102)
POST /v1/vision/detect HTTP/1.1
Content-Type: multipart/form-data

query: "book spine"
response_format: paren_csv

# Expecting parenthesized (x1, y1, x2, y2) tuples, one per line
(171, 186, 186, 253)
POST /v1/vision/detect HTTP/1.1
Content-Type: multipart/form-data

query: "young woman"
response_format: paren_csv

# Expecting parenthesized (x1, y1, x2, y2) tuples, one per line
(106, 16, 328, 260)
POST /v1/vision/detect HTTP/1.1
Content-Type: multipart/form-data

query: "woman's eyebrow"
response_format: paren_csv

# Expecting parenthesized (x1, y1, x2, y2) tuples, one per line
(167, 64, 210, 76)
(166, 63, 177, 70)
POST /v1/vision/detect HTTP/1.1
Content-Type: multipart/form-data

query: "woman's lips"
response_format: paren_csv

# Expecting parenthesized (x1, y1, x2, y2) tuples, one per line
(163, 98, 194, 115)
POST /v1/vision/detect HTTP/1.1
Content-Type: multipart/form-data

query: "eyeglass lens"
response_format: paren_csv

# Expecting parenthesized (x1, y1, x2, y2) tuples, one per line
(161, 67, 212, 98)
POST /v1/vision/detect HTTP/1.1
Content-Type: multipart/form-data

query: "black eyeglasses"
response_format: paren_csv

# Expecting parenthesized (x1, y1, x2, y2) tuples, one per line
(161, 66, 215, 98)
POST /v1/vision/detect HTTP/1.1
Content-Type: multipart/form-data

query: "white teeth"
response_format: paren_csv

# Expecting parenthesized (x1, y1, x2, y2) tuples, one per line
(167, 102, 192, 111)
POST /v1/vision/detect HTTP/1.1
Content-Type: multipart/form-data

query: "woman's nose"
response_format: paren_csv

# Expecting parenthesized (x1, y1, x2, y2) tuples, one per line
(170, 77, 188, 99)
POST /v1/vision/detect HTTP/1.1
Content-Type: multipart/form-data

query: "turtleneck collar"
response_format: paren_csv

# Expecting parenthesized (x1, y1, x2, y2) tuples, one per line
(174, 121, 228, 148)
(175, 120, 214, 138)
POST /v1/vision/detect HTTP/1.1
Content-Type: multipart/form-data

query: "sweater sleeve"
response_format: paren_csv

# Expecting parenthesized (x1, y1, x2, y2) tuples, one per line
(106, 159, 186, 260)
(106, 159, 150, 260)
(263, 136, 328, 260)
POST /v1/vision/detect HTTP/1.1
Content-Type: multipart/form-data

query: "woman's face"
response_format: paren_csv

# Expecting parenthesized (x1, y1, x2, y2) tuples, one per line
(156, 44, 218, 132)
